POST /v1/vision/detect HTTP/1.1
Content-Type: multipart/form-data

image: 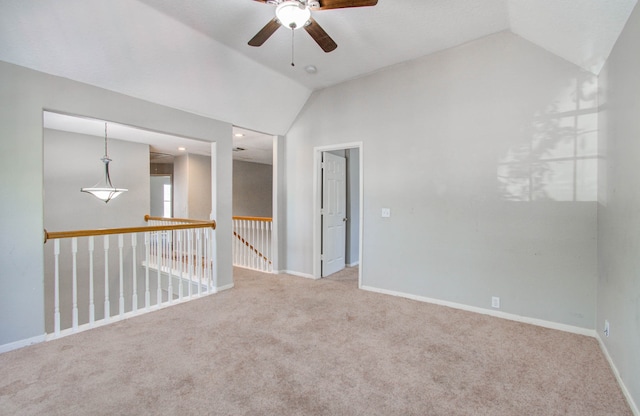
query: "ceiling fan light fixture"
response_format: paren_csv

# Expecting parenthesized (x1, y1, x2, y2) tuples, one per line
(276, 1, 311, 30)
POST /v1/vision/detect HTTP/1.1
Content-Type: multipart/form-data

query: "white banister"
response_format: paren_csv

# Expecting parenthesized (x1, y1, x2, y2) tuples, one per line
(43, 216, 217, 341)
(232, 217, 273, 273)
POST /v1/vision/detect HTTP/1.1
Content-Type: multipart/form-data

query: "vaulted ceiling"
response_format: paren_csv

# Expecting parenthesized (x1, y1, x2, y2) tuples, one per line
(0, 0, 637, 135)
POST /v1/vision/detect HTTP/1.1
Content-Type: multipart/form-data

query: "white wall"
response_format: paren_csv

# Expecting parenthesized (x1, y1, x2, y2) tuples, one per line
(285, 32, 598, 329)
(597, 3, 640, 412)
(0, 61, 232, 348)
(233, 160, 273, 218)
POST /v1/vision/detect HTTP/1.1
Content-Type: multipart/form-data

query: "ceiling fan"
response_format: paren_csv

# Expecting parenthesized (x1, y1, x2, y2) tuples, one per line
(248, 0, 378, 53)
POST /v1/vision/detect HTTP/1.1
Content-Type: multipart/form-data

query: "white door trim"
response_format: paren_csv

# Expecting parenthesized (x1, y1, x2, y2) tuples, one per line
(312, 142, 363, 288)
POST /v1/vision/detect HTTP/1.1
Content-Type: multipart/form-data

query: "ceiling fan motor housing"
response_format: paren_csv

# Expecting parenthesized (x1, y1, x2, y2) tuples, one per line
(276, 1, 311, 29)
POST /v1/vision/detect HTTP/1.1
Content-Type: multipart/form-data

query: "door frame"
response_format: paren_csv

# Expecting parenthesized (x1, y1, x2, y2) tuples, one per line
(313, 142, 363, 287)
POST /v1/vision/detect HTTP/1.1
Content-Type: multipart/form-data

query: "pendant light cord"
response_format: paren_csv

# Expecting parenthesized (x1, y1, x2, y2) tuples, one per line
(104, 122, 109, 158)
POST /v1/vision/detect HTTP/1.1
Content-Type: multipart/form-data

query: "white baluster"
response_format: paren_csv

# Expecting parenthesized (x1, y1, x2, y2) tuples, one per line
(53, 239, 60, 336)
(204, 228, 210, 293)
(144, 232, 150, 309)
(167, 230, 173, 303)
(187, 229, 193, 298)
(250, 220, 255, 269)
(118, 234, 124, 317)
(233, 219, 238, 266)
(131, 233, 138, 312)
(157, 231, 162, 305)
(211, 227, 218, 290)
(104, 235, 110, 321)
(88, 237, 95, 325)
(72, 237, 78, 331)
(243, 220, 248, 268)
(196, 229, 202, 296)
(260, 221, 265, 271)
(268, 221, 273, 272)
(177, 230, 183, 300)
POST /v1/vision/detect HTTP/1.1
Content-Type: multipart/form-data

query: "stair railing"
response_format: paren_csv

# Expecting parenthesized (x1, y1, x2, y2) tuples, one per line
(43, 215, 216, 340)
(232, 216, 272, 273)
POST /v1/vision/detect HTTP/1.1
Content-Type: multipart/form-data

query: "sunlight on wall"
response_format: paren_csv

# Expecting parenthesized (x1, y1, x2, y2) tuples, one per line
(498, 74, 598, 202)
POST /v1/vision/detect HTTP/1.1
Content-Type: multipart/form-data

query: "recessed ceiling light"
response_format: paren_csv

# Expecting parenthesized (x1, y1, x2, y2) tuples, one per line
(178, 146, 186, 151)
(305, 65, 317, 74)
(234, 133, 245, 138)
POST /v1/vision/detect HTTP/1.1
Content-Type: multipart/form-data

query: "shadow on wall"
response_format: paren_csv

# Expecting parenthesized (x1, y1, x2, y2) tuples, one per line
(498, 72, 598, 202)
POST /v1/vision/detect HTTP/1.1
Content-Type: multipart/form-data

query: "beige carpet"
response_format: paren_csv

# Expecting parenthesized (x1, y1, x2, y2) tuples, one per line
(0, 267, 632, 415)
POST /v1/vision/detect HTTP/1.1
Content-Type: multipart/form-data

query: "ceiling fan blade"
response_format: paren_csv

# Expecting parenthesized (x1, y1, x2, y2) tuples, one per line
(304, 18, 337, 52)
(248, 18, 281, 47)
(315, 0, 378, 10)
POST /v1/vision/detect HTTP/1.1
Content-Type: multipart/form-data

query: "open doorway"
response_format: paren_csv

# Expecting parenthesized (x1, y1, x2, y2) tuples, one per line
(313, 142, 363, 286)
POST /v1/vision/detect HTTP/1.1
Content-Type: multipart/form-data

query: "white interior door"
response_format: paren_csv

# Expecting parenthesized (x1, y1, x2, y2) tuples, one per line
(322, 152, 346, 277)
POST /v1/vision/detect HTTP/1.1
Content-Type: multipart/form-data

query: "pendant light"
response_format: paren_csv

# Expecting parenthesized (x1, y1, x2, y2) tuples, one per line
(81, 122, 128, 203)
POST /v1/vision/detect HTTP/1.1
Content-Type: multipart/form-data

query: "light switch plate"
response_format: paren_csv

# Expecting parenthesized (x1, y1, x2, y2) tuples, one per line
(381, 208, 391, 218)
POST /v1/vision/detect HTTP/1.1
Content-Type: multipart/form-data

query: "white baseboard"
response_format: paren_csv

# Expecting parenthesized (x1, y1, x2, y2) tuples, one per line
(283, 270, 319, 280)
(347, 262, 360, 268)
(596, 334, 639, 415)
(360, 285, 596, 337)
(0, 334, 46, 354)
(216, 283, 234, 292)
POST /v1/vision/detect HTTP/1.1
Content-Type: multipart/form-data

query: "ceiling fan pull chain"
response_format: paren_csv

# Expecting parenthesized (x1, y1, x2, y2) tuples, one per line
(291, 28, 295, 67)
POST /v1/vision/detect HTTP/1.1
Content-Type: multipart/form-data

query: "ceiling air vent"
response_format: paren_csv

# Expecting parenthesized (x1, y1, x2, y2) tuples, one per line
(233, 147, 246, 152)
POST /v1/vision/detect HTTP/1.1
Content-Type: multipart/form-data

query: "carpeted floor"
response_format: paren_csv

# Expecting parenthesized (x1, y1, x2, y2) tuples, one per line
(0, 267, 632, 415)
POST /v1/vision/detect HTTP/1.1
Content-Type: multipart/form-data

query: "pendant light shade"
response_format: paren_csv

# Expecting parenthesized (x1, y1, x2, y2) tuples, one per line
(81, 122, 128, 203)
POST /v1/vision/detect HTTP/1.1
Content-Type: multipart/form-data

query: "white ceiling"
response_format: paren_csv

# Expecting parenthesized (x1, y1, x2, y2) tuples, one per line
(1, 0, 637, 137)
(44, 111, 274, 165)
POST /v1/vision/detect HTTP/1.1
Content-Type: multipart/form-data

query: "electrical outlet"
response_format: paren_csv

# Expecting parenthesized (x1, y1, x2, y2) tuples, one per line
(604, 320, 610, 337)
(381, 208, 391, 218)
(491, 296, 500, 309)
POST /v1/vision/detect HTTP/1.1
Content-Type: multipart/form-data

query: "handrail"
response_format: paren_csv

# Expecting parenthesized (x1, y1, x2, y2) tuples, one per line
(232, 216, 272, 222)
(144, 215, 212, 224)
(44, 220, 216, 243)
(233, 231, 272, 265)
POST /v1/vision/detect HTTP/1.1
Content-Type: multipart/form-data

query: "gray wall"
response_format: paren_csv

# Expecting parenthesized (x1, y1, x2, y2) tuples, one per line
(174, 155, 189, 218)
(0, 61, 232, 348)
(44, 129, 150, 230)
(233, 160, 273, 217)
(285, 32, 598, 329)
(150, 175, 171, 217)
(188, 154, 212, 220)
(597, 3, 640, 410)
(174, 154, 212, 220)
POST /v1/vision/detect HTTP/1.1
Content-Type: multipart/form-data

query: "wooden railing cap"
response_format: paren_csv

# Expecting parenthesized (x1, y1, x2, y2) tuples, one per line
(44, 215, 216, 242)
